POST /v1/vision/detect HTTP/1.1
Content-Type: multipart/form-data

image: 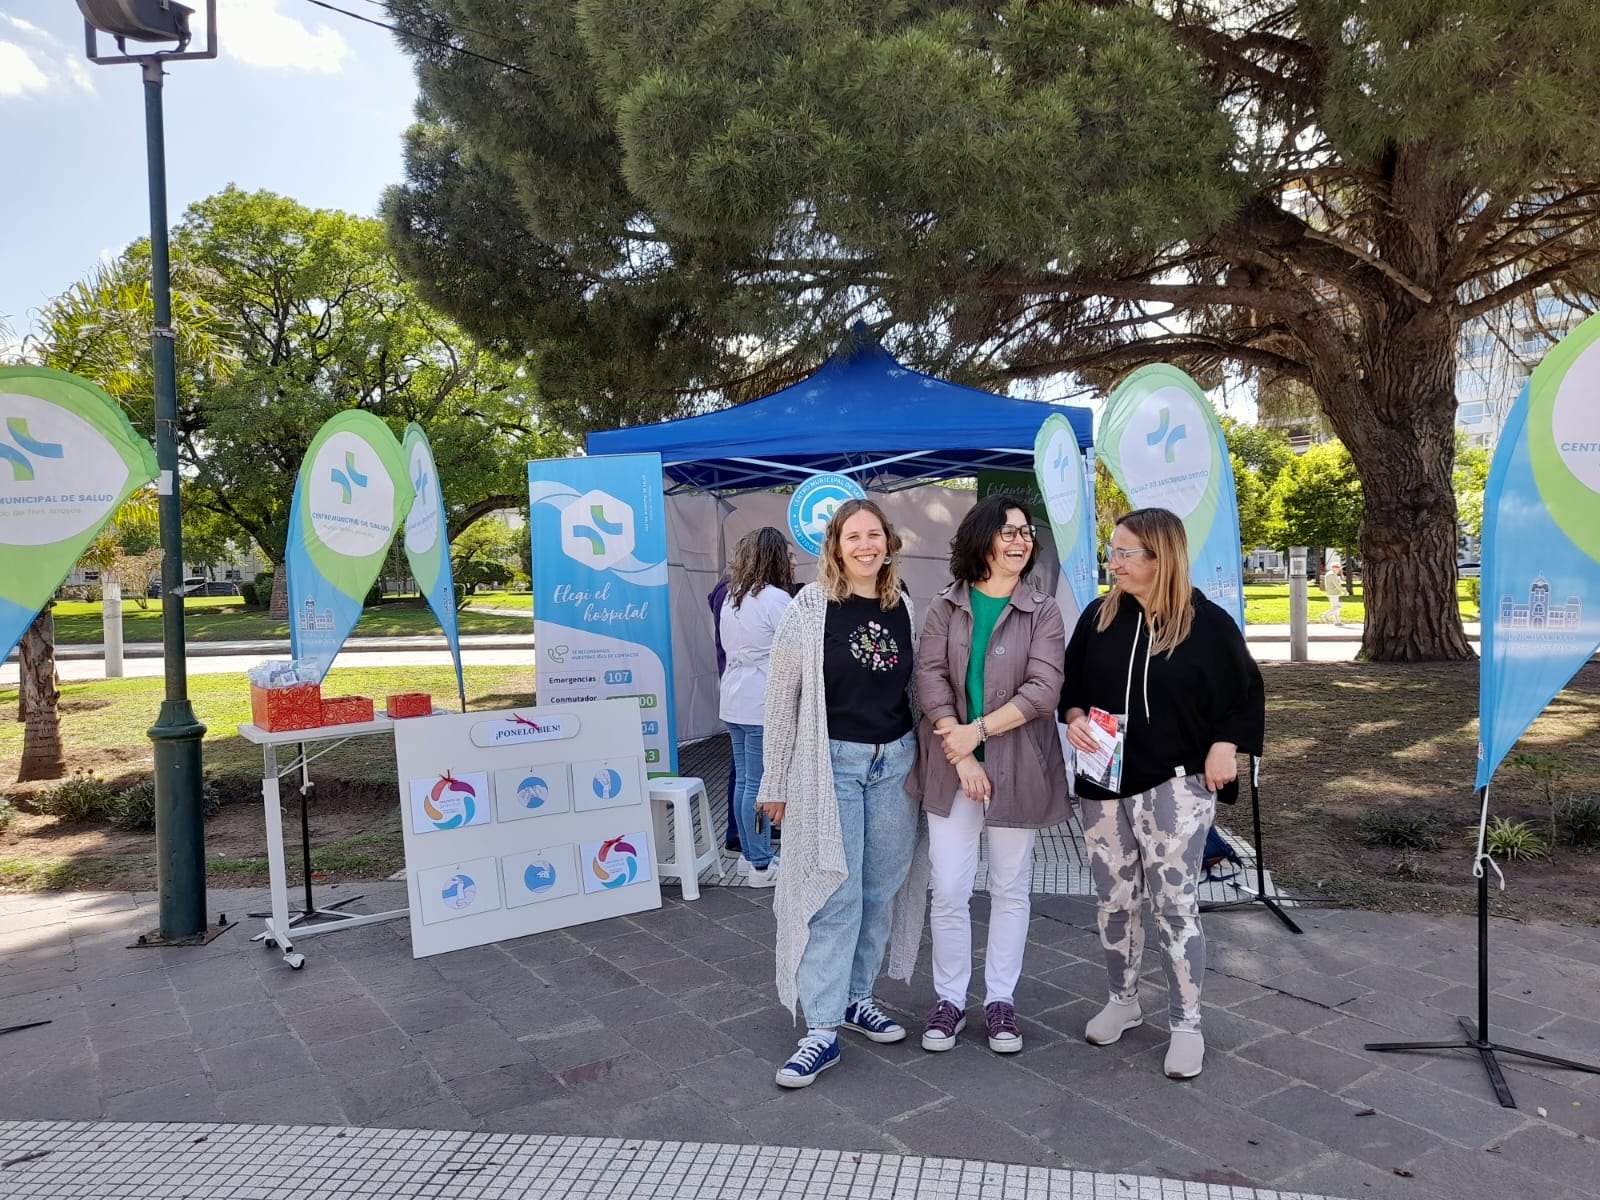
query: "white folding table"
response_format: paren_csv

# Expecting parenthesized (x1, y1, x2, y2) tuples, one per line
(238, 716, 411, 968)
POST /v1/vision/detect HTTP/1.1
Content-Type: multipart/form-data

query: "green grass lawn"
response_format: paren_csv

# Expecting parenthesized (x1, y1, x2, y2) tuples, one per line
(50, 597, 531, 644)
(1240, 581, 1480, 625)
(464, 590, 532, 610)
(0, 664, 536, 781)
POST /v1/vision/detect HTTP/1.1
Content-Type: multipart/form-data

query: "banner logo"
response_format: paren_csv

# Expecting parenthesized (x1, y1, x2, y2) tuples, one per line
(590, 835, 641, 890)
(788, 472, 867, 556)
(422, 774, 478, 830)
(1145, 406, 1188, 464)
(0, 418, 64, 482)
(330, 450, 369, 503)
(403, 440, 440, 555)
(307, 430, 396, 556)
(1552, 377, 1600, 493)
(1114, 386, 1212, 519)
(1495, 574, 1586, 637)
(561, 489, 635, 569)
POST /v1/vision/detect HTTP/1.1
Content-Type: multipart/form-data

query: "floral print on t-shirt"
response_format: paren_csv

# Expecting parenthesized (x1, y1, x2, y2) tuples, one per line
(849, 619, 902, 672)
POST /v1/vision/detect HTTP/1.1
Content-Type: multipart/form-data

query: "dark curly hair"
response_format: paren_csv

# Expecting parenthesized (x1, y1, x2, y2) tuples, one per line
(949, 494, 1037, 584)
(729, 526, 795, 608)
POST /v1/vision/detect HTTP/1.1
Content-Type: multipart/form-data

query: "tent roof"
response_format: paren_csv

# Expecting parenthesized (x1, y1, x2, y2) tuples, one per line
(584, 330, 1094, 493)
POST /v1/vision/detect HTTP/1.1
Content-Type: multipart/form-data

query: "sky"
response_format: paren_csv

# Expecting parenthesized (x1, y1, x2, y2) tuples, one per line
(0, 0, 420, 345)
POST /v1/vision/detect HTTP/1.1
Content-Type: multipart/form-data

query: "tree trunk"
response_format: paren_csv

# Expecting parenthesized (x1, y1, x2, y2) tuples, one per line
(269, 559, 289, 619)
(17, 609, 65, 782)
(1317, 314, 1474, 663)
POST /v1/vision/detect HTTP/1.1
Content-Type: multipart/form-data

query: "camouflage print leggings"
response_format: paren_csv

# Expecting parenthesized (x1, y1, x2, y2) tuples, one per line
(1080, 775, 1216, 1031)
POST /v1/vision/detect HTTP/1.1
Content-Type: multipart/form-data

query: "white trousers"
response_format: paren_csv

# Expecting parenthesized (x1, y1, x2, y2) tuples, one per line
(927, 788, 1038, 1007)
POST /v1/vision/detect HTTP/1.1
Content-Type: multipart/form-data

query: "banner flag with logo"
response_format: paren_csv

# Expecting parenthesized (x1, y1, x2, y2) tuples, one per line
(787, 471, 867, 558)
(1096, 365, 1245, 629)
(1475, 315, 1600, 789)
(401, 423, 465, 709)
(1032, 414, 1099, 628)
(528, 453, 678, 773)
(287, 411, 412, 682)
(0, 365, 159, 664)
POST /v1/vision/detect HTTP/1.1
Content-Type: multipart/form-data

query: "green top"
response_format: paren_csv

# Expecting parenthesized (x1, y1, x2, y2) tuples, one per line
(965, 588, 1010, 763)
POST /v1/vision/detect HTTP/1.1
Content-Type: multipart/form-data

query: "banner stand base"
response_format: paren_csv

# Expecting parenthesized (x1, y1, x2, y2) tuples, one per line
(1198, 756, 1337, 934)
(246, 753, 364, 930)
(1366, 859, 1600, 1108)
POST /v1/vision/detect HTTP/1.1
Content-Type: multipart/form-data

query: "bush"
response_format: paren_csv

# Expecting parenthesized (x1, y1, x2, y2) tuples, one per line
(1463, 578, 1480, 606)
(1357, 810, 1444, 851)
(252, 570, 275, 609)
(365, 578, 384, 607)
(111, 776, 221, 832)
(0, 796, 15, 834)
(1478, 816, 1547, 861)
(36, 772, 120, 823)
(238, 580, 258, 607)
(1556, 796, 1600, 851)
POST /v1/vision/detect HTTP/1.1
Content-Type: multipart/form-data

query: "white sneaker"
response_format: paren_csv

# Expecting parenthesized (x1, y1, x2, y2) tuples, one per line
(1084, 997, 1143, 1045)
(1164, 1029, 1205, 1078)
(732, 857, 754, 877)
(745, 859, 780, 888)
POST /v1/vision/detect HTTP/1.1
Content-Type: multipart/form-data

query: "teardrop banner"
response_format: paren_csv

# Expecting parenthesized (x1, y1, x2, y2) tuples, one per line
(1033, 412, 1099, 629)
(1095, 364, 1245, 629)
(0, 365, 159, 664)
(1476, 310, 1600, 789)
(402, 423, 465, 709)
(287, 410, 413, 682)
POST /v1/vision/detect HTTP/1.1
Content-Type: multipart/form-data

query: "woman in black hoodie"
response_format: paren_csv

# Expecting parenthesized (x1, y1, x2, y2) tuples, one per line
(1059, 508, 1264, 1080)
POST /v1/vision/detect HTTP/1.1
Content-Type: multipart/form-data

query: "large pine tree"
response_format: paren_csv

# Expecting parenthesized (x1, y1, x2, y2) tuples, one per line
(383, 0, 1600, 661)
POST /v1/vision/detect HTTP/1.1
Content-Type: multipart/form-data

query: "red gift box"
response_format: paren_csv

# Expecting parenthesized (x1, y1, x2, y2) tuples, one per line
(250, 681, 323, 732)
(386, 693, 433, 719)
(321, 695, 375, 726)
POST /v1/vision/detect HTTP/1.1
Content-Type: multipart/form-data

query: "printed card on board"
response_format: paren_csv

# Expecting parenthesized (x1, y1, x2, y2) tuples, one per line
(492, 765, 573, 823)
(500, 844, 580, 908)
(416, 857, 502, 925)
(579, 832, 653, 895)
(571, 757, 643, 812)
(408, 770, 492, 834)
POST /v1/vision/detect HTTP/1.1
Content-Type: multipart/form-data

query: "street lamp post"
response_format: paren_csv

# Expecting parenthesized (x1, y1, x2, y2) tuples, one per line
(79, 0, 217, 942)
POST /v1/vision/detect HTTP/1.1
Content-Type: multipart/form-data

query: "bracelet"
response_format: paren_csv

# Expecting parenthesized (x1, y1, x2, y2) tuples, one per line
(975, 716, 988, 742)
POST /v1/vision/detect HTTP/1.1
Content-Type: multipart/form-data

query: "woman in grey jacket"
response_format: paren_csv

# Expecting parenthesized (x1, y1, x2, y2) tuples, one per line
(906, 494, 1069, 1055)
(757, 498, 926, 1089)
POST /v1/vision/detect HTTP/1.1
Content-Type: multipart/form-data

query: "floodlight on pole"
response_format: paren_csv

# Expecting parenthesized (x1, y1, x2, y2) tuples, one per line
(80, 0, 218, 945)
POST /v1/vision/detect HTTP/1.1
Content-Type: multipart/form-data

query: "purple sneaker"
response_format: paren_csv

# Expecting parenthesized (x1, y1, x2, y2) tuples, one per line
(920, 999, 966, 1052)
(984, 1000, 1022, 1054)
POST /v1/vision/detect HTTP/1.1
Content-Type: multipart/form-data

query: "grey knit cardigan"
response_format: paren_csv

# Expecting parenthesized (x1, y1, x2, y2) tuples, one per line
(757, 583, 931, 1021)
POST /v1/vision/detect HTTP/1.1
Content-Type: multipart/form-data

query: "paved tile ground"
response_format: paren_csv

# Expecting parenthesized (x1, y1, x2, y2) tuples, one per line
(2, 885, 1598, 1200)
(1, 1120, 1336, 1200)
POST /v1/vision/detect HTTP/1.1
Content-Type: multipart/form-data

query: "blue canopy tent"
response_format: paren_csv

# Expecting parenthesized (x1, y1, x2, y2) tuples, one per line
(585, 330, 1093, 492)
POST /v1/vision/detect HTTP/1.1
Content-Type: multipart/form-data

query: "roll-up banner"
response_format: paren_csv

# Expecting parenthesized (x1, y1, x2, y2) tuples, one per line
(528, 453, 678, 774)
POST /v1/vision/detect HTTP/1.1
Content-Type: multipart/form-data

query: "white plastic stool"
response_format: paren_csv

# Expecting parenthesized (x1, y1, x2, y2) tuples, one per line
(648, 776, 725, 901)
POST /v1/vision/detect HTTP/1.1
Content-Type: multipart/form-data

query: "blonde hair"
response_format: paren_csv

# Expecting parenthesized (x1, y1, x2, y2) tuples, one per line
(1096, 507, 1194, 655)
(816, 497, 903, 608)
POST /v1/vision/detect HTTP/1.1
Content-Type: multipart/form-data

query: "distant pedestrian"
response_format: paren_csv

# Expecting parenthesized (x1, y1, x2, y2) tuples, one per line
(1320, 560, 1345, 626)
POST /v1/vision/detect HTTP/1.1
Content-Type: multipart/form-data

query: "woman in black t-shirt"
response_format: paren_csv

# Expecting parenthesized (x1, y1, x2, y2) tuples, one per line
(757, 498, 921, 1088)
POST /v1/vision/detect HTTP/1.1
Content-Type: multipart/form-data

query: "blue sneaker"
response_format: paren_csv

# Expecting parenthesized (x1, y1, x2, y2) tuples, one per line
(775, 1034, 840, 1088)
(842, 997, 907, 1044)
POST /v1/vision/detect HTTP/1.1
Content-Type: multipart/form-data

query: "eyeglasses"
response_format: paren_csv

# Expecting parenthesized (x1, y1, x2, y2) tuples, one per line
(1106, 546, 1154, 562)
(998, 524, 1037, 543)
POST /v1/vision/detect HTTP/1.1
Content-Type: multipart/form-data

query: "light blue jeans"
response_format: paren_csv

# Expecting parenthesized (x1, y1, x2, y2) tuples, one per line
(795, 730, 919, 1027)
(726, 722, 773, 870)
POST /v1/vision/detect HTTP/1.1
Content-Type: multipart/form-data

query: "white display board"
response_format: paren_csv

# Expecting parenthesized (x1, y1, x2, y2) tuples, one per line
(394, 698, 661, 958)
